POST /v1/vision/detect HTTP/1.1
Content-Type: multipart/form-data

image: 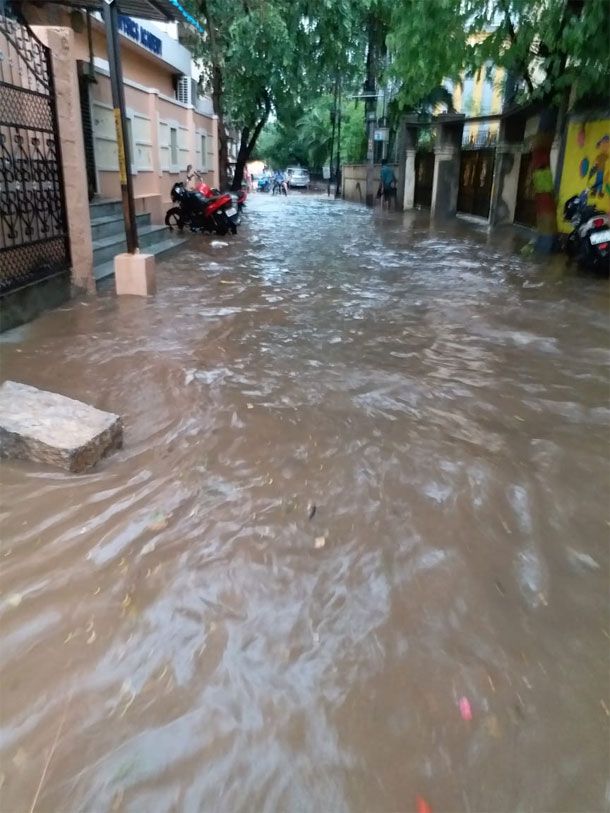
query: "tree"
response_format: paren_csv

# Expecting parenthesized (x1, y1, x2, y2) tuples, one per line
(185, 0, 372, 190)
(254, 99, 367, 171)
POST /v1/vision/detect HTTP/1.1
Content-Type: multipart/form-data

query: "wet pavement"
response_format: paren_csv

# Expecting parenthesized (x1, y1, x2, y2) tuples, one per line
(1, 194, 609, 813)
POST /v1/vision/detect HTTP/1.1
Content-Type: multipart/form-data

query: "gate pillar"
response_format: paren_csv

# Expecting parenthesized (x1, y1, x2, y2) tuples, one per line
(403, 118, 419, 210)
(431, 114, 464, 218)
(33, 26, 94, 292)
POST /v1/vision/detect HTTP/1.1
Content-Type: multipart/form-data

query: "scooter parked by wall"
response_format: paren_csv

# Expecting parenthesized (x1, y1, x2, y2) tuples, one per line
(165, 183, 238, 236)
(564, 190, 610, 274)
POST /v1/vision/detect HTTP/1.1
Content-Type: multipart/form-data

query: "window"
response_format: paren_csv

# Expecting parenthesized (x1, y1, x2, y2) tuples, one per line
(170, 126, 178, 168)
(200, 133, 207, 171)
(176, 75, 190, 105)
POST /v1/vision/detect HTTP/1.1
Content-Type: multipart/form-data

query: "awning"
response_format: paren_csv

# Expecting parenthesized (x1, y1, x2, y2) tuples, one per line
(32, 0, 204, 31)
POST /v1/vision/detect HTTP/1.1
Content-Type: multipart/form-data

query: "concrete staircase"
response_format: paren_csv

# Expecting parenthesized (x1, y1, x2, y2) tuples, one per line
(90, 199, 186, 282)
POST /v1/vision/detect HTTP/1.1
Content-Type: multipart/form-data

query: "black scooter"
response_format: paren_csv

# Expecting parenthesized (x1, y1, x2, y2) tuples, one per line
(564, 190, 610, 274)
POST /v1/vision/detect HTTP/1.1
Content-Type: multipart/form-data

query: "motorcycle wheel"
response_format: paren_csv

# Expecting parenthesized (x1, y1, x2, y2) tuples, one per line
(213, 213, 229, 236)
(165, 207, 184, 231)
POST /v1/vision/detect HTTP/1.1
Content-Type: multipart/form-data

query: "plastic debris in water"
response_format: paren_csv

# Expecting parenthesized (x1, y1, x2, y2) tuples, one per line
(314, 536, 326, 549)
(459, 696, 473, 721)
(416, 795, 432, 813)
(211, 240, 229, 248)
(148, 512, 169, 532)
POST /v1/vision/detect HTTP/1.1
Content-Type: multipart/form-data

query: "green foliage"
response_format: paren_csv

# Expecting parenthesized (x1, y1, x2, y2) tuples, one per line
(254, 98, 367, 170)
(387, 0, 473, 110)
(387, 0, 610, 110)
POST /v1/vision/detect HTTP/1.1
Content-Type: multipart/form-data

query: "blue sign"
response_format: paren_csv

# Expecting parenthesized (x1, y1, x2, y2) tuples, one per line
(118, 16, 162, 57)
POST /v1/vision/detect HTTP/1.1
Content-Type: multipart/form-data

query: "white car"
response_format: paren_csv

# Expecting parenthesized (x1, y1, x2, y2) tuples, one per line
(286, 167, 310, 189)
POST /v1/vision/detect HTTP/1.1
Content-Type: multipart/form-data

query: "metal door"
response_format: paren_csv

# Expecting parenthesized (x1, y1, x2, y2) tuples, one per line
(457, 149, 495, 219)
(0, 3, 70, 295)
(414, 151, 434, 208)
(514, 151, 536, 228)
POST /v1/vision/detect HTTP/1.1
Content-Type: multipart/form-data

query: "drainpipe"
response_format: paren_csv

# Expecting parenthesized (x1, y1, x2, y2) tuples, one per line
(101, 0, 138, 254)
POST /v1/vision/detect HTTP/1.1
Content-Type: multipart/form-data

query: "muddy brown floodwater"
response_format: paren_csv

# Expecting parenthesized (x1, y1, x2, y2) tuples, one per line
(1, 194, 609, 813)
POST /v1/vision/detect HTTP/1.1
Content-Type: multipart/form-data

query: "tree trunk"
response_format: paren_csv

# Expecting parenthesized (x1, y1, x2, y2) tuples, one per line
(199, 0, 228, 189)
(232, 126, 250, 191)
(231, 94, 271, 191)
(211, 66, 229, 190)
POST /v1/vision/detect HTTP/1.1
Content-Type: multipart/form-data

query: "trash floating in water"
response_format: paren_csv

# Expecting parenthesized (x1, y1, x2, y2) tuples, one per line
(314, 536, 326, 549)
(211, 240, 229, 248)
(148, 512, 169, 532)
(307, 502, 317, 520)
(6, 593, 22, 608)
(416, 794, 432, 813)
(459, 696, 473, 721)
(140, 540, 156, 556)
(566, 548, 601, 571)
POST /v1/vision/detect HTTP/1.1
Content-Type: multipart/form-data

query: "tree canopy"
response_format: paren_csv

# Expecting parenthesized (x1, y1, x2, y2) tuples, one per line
(182, 0, 609, 188)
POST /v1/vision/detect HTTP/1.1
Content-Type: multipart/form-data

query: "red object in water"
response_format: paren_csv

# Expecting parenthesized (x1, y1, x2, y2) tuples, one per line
(459, 696, 473, 721)
(416, 794, 432, 813)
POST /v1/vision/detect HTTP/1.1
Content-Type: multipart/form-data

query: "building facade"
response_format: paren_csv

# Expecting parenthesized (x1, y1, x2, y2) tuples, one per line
(23, 3, 219, 225)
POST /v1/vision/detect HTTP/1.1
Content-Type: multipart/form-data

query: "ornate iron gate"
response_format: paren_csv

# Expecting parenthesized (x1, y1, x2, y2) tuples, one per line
(0, 4, 70, 295)
(457, 149, 495, 219)
(414, 151, 434, 208)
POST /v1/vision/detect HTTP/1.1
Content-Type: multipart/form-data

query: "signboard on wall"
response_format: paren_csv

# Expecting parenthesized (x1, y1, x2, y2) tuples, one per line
(118, 16, 162, 57)
(373, 127, 389, 142)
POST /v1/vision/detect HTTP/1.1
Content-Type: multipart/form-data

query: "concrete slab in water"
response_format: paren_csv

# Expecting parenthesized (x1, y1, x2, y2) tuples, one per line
(0, 381, 122, 473)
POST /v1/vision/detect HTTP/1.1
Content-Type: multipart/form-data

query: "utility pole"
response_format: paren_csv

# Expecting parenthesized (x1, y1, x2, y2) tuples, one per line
(102, 0, 138, 254)
(327, 75, 338, 197)
(334, 79, 342, 198)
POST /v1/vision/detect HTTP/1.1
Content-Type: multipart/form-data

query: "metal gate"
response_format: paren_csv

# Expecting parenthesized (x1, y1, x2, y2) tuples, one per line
(457, 149, 495, 219)
(514, 151, 536, 228)
(0, 4, 70, 296)
(414, 151, 434, 208)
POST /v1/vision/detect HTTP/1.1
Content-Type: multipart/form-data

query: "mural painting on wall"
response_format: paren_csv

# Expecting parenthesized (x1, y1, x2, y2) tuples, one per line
(558, 119, 610, 233)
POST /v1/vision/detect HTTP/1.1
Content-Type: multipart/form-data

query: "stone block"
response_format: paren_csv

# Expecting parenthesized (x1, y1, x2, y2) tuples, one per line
(114, 252, 156, 297)
(0, 381, 122, 473)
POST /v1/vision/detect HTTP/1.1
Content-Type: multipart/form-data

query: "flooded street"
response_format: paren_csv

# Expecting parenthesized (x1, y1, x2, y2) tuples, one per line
(1, 194, 608, 813)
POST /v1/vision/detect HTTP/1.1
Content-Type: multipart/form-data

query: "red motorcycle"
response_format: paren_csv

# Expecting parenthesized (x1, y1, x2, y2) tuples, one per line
(200, 182, 247, 219)
(165, 182, 239, 235)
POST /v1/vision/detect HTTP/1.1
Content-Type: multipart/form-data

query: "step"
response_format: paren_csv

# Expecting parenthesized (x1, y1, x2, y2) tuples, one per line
(93, 235, 187, 282)
(89, 198, 123, 219)
(92, 224, 172, 267)
(90, 211, 151, 241)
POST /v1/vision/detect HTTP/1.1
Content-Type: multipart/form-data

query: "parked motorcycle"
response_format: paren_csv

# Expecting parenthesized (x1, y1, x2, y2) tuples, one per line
(257, 176, 271, 193)
(165, 182, 238, 235)
(563, 190, 610, 274)
(201, 183, 247, 219)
